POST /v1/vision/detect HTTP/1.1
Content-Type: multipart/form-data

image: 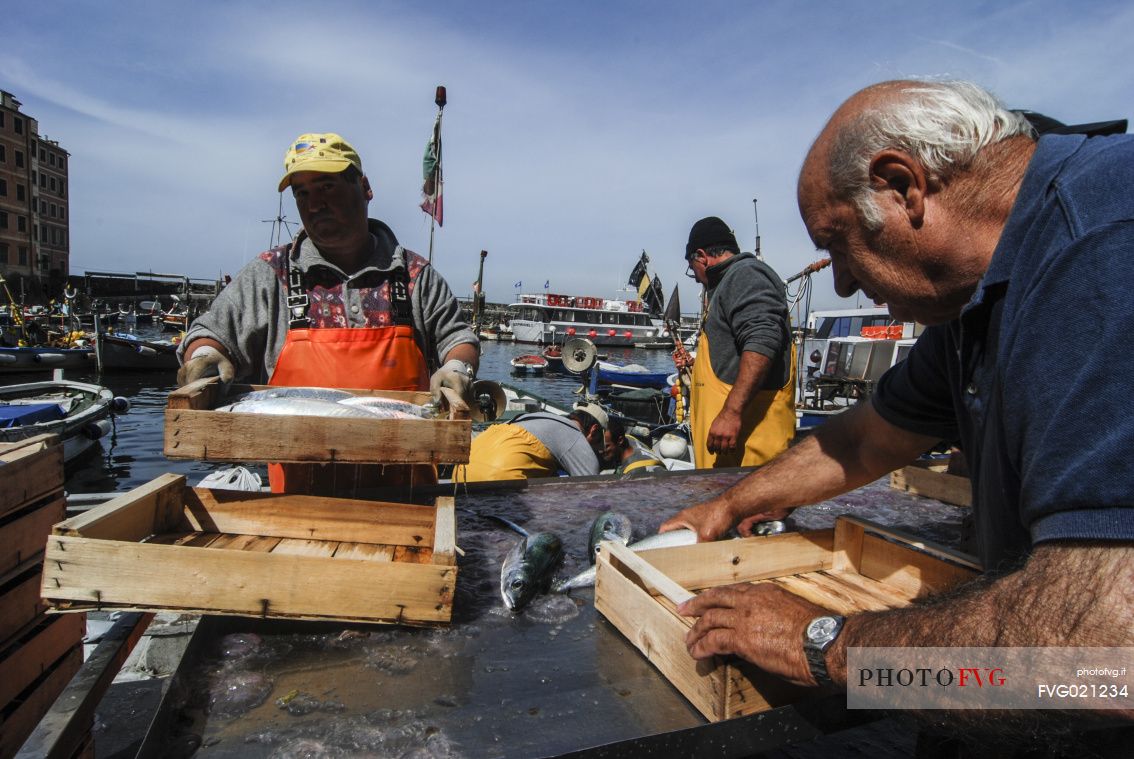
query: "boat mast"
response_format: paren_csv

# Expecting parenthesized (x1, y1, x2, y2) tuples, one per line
(752, 198, 762, 261)
(472, 250, 487, 332)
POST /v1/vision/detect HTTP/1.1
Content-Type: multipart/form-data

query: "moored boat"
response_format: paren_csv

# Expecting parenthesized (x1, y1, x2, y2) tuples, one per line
(510, 354, 549, 375)
(595, 360, 672, 389)
(95, 332, 180, 372)
(508, 292, 666, 348)
(0, 345, 98, 374)
(0, 379, 123, 462)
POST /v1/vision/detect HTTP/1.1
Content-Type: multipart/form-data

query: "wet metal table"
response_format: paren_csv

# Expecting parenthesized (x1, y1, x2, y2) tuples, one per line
(114, 469, 969, 757)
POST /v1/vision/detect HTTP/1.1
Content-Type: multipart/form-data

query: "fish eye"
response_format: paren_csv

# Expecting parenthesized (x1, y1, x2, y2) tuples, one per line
(511, 579, 524, 590)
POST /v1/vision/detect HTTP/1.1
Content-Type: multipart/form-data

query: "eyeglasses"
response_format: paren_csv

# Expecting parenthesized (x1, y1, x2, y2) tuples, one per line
(684, 257, 698, 280)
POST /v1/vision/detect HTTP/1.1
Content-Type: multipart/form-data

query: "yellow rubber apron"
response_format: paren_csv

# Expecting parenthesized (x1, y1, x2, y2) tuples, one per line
(690, 332, 796, 468)
(454, 423, 559, 482)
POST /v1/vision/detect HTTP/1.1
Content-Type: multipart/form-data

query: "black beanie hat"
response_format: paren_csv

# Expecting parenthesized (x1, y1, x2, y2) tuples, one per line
(686, 217, 738, 260)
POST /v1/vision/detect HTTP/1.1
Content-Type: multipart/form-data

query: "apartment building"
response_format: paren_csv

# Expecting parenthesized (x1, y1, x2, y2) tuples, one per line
(0, 90, 70, 299)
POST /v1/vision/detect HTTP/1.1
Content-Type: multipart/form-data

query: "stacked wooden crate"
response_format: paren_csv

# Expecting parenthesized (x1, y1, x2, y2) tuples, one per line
(0, 435, 86, 759)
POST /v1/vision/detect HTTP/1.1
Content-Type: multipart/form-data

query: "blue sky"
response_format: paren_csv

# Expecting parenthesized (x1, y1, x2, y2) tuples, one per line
(2, 0, 1131, 318)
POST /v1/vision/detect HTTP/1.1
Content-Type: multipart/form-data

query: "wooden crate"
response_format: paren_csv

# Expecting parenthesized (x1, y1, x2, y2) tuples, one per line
(890, 461, 971, 507)
(41, 473, 459, 626)
(164, 377, 471, 465)
(594, 516, 979, 722)
(1, 434, 65, 518)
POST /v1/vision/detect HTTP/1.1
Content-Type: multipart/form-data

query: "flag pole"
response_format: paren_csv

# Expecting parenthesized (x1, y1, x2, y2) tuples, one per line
(427, 86, 447, 264)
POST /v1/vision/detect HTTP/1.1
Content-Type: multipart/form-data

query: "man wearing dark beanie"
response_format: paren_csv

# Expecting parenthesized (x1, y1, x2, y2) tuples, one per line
(682, 216, 795, 468)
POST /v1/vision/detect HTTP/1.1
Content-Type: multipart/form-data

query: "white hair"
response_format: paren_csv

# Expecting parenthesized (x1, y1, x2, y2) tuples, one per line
(828, 80, 1035, 230)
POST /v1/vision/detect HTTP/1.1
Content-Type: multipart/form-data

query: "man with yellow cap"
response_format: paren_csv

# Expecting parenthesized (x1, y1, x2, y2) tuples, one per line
(177, 133, 478, 494)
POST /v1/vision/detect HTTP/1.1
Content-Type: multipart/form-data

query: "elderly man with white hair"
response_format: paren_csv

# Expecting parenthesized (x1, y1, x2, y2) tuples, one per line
(662, 80, 1134, 750)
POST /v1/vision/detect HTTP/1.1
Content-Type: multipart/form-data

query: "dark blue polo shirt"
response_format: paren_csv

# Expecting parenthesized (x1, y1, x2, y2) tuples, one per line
(872, 133, 1134, 571)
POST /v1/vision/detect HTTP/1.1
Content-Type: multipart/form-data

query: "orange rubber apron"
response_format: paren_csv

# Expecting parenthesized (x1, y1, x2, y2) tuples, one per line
(690, 332, 796, 469)
(266, 324, 436, 494)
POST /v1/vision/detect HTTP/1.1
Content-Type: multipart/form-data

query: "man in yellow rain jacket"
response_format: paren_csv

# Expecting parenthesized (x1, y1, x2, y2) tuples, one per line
(681, 217, 795, 468)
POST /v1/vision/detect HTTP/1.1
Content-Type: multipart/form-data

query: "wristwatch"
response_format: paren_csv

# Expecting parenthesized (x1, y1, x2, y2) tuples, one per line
(803, 614, 845, 687)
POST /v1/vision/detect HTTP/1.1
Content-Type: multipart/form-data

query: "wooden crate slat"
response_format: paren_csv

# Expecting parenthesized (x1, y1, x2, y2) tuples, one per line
(1, 558, 46, 645)
(164, 409, 470, 464)
(0, 496, 65, 577)
(0, 646, 82, 759)
(0, 614, 84, 709)
(820, 570, 915, 609)
(393, 546, 433, 564)
(890, 465, 972, 507)
(431, 497, 456, 565)
(642, 530, 835, 591)
(53, 474, 186, 542)
(183, 488, 437, 547)
(766, 573, 892, 614)
(0, 435, 63, 519)
(208, 534, 280, 552)
(271, 538, 340, 558)
(334, 543, 395, 561)
(594, 548, 725, 721)
(43, 536, 455, 624)
(858, 533, 978, 598)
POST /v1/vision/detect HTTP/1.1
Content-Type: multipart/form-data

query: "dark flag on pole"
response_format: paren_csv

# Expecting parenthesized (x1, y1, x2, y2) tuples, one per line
(644, 275, 665, 315)
(627, 251, 649, 289)
(663, 284, 681, 326)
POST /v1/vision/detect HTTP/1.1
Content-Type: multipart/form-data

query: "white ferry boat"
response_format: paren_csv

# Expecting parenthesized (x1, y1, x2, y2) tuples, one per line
(507, 292, 666, 347)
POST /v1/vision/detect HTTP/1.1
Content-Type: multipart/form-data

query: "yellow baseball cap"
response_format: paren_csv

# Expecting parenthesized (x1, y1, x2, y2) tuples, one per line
(278, 133, 363, 191)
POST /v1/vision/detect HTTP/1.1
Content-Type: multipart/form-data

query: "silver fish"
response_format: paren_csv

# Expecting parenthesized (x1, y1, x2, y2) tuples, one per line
(235, 387, 355, 403)
(337, 395, 433, 419)
(587, 511, 633, 565)
(215, 397, 379, 418)
(501, 532, 564, 612)
(554, 528, 698, 593)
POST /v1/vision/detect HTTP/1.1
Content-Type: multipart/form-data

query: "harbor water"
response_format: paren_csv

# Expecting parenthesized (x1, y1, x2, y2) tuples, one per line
(11, 335, 678, 496)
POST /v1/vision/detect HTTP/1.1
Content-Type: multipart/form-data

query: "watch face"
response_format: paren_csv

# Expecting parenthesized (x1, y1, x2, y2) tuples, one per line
(807, 616, 838, 642)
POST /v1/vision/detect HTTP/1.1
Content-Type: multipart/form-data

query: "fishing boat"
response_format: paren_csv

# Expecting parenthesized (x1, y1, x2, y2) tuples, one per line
(596, 360, 672, 389)
(510, 354, 549, 375)
(541, 344, 565, 372)
(95, 331, 180, 372)
(796, 307, 922, 431)
(0, 379, 123, 462)
(0, 344, 98, 374)
(161, 305, 189, 332)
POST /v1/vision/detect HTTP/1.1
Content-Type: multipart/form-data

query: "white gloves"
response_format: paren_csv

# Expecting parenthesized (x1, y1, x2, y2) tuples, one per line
(430, 359, 475, 403)
(177, 345, 236, 387)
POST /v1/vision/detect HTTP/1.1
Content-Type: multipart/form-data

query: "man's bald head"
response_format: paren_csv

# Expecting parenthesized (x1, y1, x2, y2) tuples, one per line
(797, 80, 1038, 325)
(800, 80, 1034, 230)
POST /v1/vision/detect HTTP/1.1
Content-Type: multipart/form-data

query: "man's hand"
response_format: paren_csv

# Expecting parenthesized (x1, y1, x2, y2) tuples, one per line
(678, 582, 833, 688)
(177, 345, 235, 387)
(430, 359, 474, 403)
(660, 497, 736, 542)
(660, 497, 794, 542)
(707, 408, 742, 453)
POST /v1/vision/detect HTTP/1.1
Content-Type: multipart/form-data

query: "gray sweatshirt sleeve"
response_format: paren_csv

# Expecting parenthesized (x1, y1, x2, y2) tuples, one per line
(719, 265, 787, 360)
(412, 263, 478, 366)
(178, 256, 284, 382)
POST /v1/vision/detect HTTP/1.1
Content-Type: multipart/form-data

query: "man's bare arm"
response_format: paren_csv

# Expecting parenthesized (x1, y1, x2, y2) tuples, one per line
(663, 400, 940, 540)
